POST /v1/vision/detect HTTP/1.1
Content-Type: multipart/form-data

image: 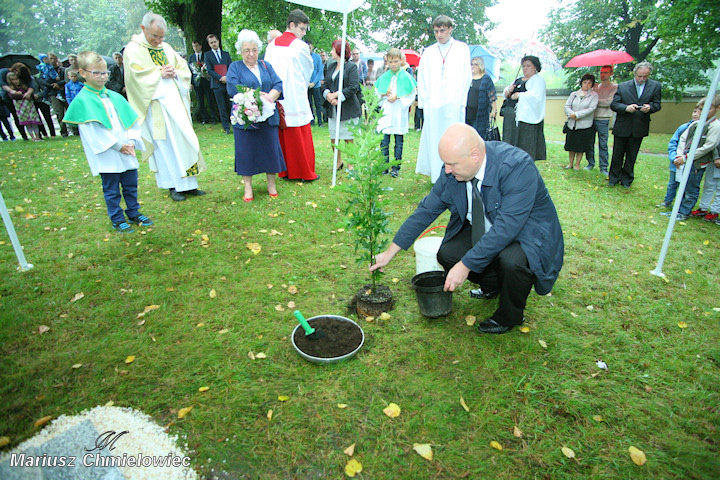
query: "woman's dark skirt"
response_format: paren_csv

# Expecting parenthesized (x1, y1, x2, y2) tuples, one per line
(516, 120, 546, 161)
(564, 126, 594, 153)
(233, 121, 286, 176)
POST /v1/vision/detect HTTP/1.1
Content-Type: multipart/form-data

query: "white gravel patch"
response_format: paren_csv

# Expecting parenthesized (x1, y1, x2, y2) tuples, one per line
(0, 405, 197, 480)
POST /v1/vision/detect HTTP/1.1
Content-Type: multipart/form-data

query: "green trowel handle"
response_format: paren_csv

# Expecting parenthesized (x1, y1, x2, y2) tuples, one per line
(294, 310, 315, 335)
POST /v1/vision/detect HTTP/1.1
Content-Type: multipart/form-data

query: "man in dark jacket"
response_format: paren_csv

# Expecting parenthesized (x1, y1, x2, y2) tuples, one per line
(608, 61, 662, 188)
(370, 123, 564, 334)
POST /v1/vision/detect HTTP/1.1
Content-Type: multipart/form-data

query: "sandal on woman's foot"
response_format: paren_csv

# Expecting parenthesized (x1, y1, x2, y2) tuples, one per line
(268, 192, 279, 198)
(243, 196, 253, 203)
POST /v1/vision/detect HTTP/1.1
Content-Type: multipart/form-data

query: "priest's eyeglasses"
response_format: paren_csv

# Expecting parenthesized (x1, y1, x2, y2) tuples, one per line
(88, 70, 110, 77)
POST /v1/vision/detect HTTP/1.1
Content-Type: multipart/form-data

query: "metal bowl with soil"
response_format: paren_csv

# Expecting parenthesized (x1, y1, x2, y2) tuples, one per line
(291, 315, 364, 364)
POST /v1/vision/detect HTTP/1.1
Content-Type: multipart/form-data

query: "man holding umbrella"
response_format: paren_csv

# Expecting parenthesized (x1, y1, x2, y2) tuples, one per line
(586, 65, 617, 176)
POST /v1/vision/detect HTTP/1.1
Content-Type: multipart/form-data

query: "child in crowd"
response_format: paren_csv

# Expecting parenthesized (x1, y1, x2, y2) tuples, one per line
(656, 106, 700, 208)
(667, 95, 720, 221)
(0, 103, 15, 141)
(36, 54, 59, 101)
(65, 70, 84, 105)
(6, 69, 42, 141)
(375, 48, 417, 177)
(691, 145, 720, 223)
(63, 50, 153, 234)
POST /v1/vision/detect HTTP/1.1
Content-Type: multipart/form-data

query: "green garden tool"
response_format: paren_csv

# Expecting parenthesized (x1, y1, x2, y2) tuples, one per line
(294, 310, 326, 340)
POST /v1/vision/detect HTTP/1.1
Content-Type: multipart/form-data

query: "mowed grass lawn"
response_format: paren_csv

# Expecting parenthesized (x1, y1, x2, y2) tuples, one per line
(1, 120, 719, 479)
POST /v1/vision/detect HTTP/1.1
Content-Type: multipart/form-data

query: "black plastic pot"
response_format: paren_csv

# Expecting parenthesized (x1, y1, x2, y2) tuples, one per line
(411, 271, 453, 318)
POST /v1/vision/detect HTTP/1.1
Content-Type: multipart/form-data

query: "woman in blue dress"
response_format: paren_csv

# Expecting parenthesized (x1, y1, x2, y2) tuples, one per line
(226, 29, 285, 202)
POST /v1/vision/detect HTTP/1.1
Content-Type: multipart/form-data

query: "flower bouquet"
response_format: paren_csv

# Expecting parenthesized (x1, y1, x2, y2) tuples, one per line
(190, 61, 210, 80)
(230, 86, 276, 129)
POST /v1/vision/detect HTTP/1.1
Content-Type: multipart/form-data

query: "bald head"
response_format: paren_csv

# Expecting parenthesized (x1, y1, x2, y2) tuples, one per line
(439, 123, 485, 182)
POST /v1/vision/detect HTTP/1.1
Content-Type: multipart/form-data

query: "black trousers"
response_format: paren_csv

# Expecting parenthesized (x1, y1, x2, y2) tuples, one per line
(212, 87, 231, 132)
(609, 135, 644, 186)
(194, 80, 217, 122)
(437, 222, 534, 326)
(2, 98, 25, 139)
(35, 100, 55, 137)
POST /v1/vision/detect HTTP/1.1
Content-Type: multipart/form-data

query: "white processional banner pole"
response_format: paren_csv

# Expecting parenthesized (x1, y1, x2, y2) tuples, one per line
(651, 64, 720, 278)
(0, 188, 33, 271)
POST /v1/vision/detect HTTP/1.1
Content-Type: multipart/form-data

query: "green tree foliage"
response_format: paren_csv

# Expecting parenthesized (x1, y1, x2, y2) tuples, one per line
(356, 0, 496, 51)
(145, 0, 222, 53)
(0, 0, 150, 57)
(541, 0, 720, 98)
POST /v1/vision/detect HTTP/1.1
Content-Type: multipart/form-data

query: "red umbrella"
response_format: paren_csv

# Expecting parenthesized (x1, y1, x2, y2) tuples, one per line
(564, 49, 634, 68)
(400, 49, 420, 67)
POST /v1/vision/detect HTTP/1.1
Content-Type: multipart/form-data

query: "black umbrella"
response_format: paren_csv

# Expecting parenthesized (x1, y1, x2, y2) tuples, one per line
(101, 55, 116, 66)
(0, 53, 40, 75)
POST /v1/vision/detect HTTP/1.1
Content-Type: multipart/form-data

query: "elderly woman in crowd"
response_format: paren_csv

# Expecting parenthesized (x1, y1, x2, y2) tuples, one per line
(226, 29, 285, 202)
(502, 55, 546, 160)
(323, 39, 361, 171)
(563, 73, 598, 170)
(465, 56, 496, 139)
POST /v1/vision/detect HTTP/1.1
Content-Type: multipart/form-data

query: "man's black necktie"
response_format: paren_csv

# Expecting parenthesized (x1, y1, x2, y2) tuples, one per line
(471, 178, 485, 245)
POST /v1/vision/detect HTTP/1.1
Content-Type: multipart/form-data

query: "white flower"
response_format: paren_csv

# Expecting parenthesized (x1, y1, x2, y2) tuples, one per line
(230, 116, 237, 125)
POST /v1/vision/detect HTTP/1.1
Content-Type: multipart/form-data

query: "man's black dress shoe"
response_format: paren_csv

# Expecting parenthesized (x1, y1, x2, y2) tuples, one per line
(185, 189, 206, 196)
(169, 188, 186, 202)
(476, 317, 524, 334)
(469, 288, 498, 300)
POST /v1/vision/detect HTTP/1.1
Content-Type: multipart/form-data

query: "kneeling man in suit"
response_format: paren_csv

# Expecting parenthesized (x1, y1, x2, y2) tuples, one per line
(371, 123, 564, 333)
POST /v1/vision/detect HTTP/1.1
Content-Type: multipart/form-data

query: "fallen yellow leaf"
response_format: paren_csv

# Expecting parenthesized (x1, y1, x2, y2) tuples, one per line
(344, 443, 356, 456)
(365, 316, 375, 322)
(137, 305, 160, 318)
(34, 416, 52, 428)
(248, 351, 256, 360)
(194, 229, 202, 235)
(392, 277, 399, 283)
(38, 325, 50, 334)
(275, 304, 285, 312)
(70, 292, 84, 302)
(685, 269, 693, 275)
(383, 403, 401, 418)
(538, 339, 548, 349)
(678, 321, 688, 328)
(198, 386, 210, 392)
(344, 458, 362, 476)
(379, 312, 391, 320)
(513, 426, 523, 438)
(703, 240, 709, 245)
(71, 363, 82, 369)
(124, 355, 135, 364)
(412, 443, 433, 461)
(209, 288, 217, 299)
(288, 285, 298, 294)
(0, 436, 10, 448)
(246, 242, 262, 254)
(278, 395, 290, 402)
(337, 403, 348, 409)
(255, 352, 267, 359)
(628, 446, 647, 466)
(562, 446, 576, 458)
(593, 415, 603, 422)
(519, 326, 530, 333)
(287, 301, 296, 308)
(137, 319, 146, 326)
(465, 315, 476, 326)
(490, 440, 503, 451)
(178, 406, 193, 419)
(267, 409, 273, 421)
(460, 397, 470, 412)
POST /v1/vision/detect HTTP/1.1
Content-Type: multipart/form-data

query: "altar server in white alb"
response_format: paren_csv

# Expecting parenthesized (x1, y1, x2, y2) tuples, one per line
(416, 14, 471, 183)
(375, 47, 417, 178)
(264, 8, 319, 181)
(63, 50, 153, 234)
(124, 12, 207, 202)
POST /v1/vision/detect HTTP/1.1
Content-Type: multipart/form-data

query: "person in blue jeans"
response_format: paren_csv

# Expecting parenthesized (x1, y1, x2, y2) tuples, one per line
(656, 107, 699, 208)
(586, 65, 617, 176)
(666, 95, 720, 221)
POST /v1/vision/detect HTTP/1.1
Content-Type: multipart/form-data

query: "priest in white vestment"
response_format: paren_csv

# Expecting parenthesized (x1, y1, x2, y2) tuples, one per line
(416, 15, 471, 183)
(124, 12, 207, 202)
(264, 8, 319, 181)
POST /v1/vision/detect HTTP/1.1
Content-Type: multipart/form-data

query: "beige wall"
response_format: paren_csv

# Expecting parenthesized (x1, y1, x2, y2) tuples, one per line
(494, 95, 702, 135)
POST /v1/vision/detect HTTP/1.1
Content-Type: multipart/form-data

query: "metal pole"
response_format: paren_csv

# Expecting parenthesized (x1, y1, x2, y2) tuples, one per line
(0, 188, 34, 271)
(651, 64, 720, 278)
